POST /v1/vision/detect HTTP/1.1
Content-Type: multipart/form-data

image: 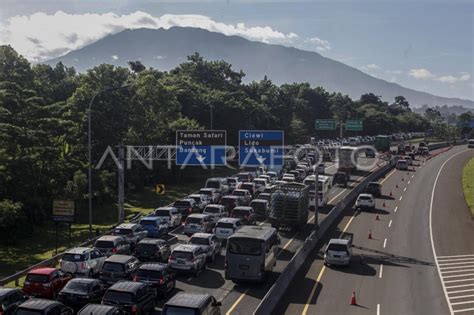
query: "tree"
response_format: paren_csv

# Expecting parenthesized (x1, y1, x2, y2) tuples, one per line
(128, 60, 146, 73)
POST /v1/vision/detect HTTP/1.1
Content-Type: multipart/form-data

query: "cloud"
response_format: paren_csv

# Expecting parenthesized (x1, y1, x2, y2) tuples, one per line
(408, 68, 435, 80)
(0, 11, 303, 62)
(111, 55, 118, 60)
(306, 37, 331, 51)
(409, 68, 471, 85)
(366, 64, 380, 70)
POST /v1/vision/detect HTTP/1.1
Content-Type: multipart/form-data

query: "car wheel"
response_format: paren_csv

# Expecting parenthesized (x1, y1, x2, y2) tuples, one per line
(211, 252, 215, 262)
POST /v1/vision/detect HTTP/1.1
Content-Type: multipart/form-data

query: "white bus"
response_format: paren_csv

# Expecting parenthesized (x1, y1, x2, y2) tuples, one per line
(303, 175, 331, 210)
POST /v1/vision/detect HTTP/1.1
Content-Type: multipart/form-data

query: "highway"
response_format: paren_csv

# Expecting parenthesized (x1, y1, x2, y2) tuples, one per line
(154, 156, 383, 313)
(275, 145, 474, 315)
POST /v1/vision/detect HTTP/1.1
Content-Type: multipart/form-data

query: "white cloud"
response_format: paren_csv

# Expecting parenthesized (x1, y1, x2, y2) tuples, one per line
(408, 68, 435, 80)
(435, 73, 471, 84)
(306, 37, 331, 51)
(111, 55, 118, 60)
(366, 64, 380, 70)
(387, 70, 403, 75)
(0, 11, 302, 62)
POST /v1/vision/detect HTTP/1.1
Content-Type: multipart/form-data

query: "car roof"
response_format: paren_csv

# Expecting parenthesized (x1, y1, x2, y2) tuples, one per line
(187, 214, 207, 218)
(190, 233, 213, 239)
(138, 238, 165, 245)
(222, 195, 239, 200)
(18, 299, 61, 310)
(105, 255, 136, 263)
(108, 281, 145, 292)
(79, 304, 118, 314)
(218, 217, 240, 223)
(29, 267, 56, 275)
(97, 235, 123, 241)
(230, 226, 277, 241)
(173, 244, 201, 252)
(165, 292, 212, 308)
(116, 223, 138, 229)
(139, 263, 168, 271)
(328, 239, 350, 245)
(64, 247, 90, 254)
(188, 194, 203, 198)
(67, 277, 99, 285)
(359, 193, 373, 198)
(368, 182, 381, 186)
(140, 216, 160, 221)
(200, 188, 215, 191)
(251, 199, 269, 204)
(155, 206, 176, 211)
(178, 198, 194, 203)
(233, 206, 253, 211)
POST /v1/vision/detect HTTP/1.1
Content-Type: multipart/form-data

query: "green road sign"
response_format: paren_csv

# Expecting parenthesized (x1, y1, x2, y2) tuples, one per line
(346, 119, 363, 131)
(315, 119, 337, 130)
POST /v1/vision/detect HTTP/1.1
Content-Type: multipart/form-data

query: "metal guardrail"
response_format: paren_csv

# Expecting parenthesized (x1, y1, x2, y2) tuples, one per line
(254, 141, 462, 314)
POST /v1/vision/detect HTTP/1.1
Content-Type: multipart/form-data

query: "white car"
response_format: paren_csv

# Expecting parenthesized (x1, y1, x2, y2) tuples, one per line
(188, 233, 222, 262)
(154, 206, 182, 228)
(355, 193, 376, 210)
(214, 218, 242, 241)
(203, 204, 227, 223)
(199, 188, 221, 203)
(324, 238, 352, 266)
(60, 247, 106, 277)
(396, 159, 408, 171)
(188, 194, 210, 211)
(253, 178, 268, 193)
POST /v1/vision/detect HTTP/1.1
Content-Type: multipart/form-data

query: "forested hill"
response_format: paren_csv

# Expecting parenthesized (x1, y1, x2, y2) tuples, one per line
(45, 27, 474, 108)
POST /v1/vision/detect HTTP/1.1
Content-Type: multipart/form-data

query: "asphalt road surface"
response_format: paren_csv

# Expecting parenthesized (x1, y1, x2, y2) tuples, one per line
(275, 145, 474, 315)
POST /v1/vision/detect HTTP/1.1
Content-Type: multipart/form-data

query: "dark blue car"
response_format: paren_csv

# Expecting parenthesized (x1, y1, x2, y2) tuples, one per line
(139, 216, 168, 238)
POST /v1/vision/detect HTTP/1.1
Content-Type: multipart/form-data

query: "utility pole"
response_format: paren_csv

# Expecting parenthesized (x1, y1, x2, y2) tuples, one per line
(339, 120, 344, 139)
(314, 145, 319, 229)
(118, 144, 125, 224)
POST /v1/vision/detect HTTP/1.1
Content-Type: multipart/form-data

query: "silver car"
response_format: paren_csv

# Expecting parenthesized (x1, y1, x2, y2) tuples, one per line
(60, 247, 106, 277)
(154, 206, 182, 229)
(112, 223, 148, 247)
(202, 204, 227, 223)
(214, 218, 242, 241)
(168, 244, 207, 276)
(188, 233, 222, 262)
(183, 214, 213, 236)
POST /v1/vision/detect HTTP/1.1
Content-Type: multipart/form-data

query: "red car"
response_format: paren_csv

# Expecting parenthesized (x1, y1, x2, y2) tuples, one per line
(23, 267, 72, 299)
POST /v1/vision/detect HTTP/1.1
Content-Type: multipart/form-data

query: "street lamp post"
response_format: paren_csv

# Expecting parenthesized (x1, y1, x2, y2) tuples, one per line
(87, 84, 131, 239)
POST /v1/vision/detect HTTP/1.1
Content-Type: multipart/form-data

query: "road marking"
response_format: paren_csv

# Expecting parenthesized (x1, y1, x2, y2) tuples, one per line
(380, 169, 396, 184)
(451, 301, 474, 306)
(444, 273, 474, 279)
(302, 266, 326, 315)
(394, 206, 398, 213)
(446, 284, 474, 289)
(441, 265, 474, 271)
(445, 278, 474, 284)
(226, 289, 249, 315)
(448, 288, 474, 294)
(429, 149, 472, 315)
(407, 180, 411, 185)
(439, 261, 474, 267)
(379, 264, 384, 278)
(412, 175, 415, 179)
(377, 303, 381, 315)
(443, 268, 474, 274)
(383, 238, 387, 248)
(453, 307, 474, 313)
(388, 220, 392, 228)
(403, 187, 407, 192)
(439, 254, 474, 259)
(399, 196, 403, 201)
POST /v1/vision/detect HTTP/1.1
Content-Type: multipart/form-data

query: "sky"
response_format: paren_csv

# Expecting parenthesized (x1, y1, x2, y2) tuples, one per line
(1, 0, 473, 101)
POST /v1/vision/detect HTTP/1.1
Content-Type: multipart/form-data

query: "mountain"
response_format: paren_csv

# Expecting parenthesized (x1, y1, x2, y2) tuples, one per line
(45, 27, 474, 108)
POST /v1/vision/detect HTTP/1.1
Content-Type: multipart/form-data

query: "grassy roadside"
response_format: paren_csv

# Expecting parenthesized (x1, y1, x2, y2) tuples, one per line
(0, 167, 235, 280)
(462, 158, 474, 216)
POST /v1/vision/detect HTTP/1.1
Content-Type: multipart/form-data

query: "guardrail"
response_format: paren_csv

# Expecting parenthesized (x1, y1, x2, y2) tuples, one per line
(254, 140, 463, 314)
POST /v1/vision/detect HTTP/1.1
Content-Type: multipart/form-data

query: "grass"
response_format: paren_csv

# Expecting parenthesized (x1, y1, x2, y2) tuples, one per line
(462, 158, 474, 216)
(0, 167, 235, 283)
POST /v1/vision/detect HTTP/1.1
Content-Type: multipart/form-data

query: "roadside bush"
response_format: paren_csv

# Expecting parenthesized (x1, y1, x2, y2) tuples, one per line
(0, 199, 28, 243)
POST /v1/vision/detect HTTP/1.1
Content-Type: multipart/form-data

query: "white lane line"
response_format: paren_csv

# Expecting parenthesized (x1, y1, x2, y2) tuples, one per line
(407, 180, 411, 184)
(388, 220, 392, 228)
(394, 206, 398, 213)
(451, 301, 474, 306)
(439, 258, 474, 263)
(439, 254, 474, 259)
(445, 278, 474, 284)
(403, 187, 407, 192)
(443, 269, 474, 274)
(383, 238, 387, 248)
(450, 294, 474, 299)
(442, 265, 474, 271)
(377, 303, 381, 315)
(379, 264, 384, 278)
(444, 274, 474, 279)
(429, 149, 472, 315)
(412, 175, 415, 178)
(446, 284, 474, 289)
(399, 196, 403, 201)
(440, 261, 474, 267)
(453, 307, 474, 313)
(448, 289, 474, 295)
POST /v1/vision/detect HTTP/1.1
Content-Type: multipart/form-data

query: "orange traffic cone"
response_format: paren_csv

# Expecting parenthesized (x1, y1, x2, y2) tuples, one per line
(390, 191, 393, 197)
(401, 177, 404, 182)
(383, 201, 386, 207)
(350, 291, 357, 305)
(375, 214, 379, 221)
(396, 184, 399, 188)
(368, 230, 373, 239)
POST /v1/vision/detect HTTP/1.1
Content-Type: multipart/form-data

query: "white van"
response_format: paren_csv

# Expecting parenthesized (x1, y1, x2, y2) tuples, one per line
(468, 139, 474, 148)
(396, 159, 408, 171)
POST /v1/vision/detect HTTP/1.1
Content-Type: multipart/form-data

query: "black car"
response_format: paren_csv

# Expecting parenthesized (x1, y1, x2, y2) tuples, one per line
(99, 255, 140, 285)
(102, 281, 156, 315)
(173, 199, 199, 219)
(333, 172, 349, 187)
(15, 299, 73, 315)
(0, 288, 27, 315)
(57, 278, 106, 311)
(231, 206, 257, 225)
(78, 304, 124, 315)
(134, 263, 176, 297)
(135, 238, 171, 262)
(366, 182, 382, 197)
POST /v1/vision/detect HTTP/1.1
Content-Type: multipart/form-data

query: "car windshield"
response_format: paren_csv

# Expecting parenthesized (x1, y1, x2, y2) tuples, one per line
(190, 196, 201, 203)
(200, 190, 212, 196)
(136, 243, 157, 252)
(359, 196, 372, 201)
(62, 253, 87, 262)
(237, 175, 248, 181)
(190, 237, 210, 245)
(241, 184, 253, 190)
(103, 290, 134, 303)
(15, 309, 43, 315)
(252, 203, 265, 210)
(228, 238, 263, 256)
(174, 201, 191, 207)
(114, 228, 132, 235)
(227, 178, 237, 184)
(63, 281, 91, 293)
(95, 240, 114, 248)
(25, 274, 49, 283)
(232, 209, 249, 217)
(102, 262, 125, 273)
(163, 306, 198, 315)
(172, 251, 193, 259)
(233, 190, 246, 196)
(327, 243, 348, 252)
(206, 181, 220, 189)
(140, 219, 158, 226)
(137, 269, 163, 279)
(186, 217, 203, 224)
(216, 222, 234, 229)
(155, 210, 171, 217)
(204, 206, 220, 213)
(368, 184, 380, 189)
